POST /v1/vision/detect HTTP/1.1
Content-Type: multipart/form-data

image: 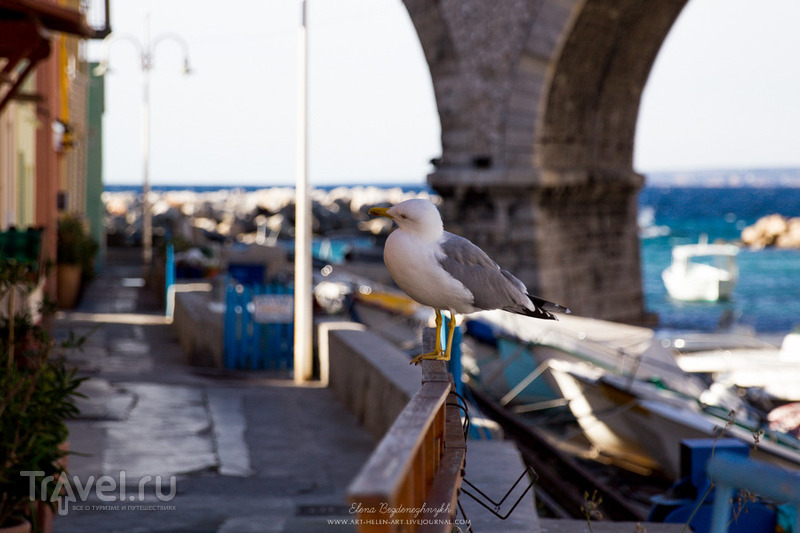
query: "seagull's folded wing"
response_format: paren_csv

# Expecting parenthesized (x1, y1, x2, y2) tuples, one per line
(437, 232, 533, 312)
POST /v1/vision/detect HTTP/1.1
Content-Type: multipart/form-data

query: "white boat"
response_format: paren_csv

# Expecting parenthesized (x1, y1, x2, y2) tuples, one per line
(670, 331, 800, 401)
(547, 358, 800, 479)
(662, 237, 739, 302)
(464, 311, 800, 477)
(469, 310, 703, 397)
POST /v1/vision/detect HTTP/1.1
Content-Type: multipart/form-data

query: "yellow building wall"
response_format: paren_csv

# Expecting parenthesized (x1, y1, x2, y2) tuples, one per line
(0, 76, 38, 230)
(17, 78, 37, 228)
(59, 0, 90, 217)
(0, 105, 12, 228)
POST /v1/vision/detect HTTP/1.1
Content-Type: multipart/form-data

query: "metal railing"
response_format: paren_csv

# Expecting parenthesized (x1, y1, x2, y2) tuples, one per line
(348, 360, 466, 533)
(707, 452, 800, 533)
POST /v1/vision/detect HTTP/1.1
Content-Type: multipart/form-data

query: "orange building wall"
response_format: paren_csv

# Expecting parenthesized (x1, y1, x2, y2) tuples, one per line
(36, 51, 61, 301)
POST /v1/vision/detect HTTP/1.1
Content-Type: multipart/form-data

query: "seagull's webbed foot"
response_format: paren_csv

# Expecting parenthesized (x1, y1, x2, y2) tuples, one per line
(410, 310, 447, 365)
(409, 309, 456, 366)
(409, 350, 448, 366)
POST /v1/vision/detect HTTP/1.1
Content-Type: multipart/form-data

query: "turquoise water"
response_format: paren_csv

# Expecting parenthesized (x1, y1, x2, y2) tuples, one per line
(639, 187, 800, 333)
(315, 185, 800, 333)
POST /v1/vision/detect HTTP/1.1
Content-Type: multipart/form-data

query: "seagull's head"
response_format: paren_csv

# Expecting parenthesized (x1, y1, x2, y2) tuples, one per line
(369, 199, 443, 242)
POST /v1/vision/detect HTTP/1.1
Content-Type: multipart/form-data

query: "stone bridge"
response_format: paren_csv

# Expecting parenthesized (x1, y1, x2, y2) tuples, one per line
(403, 0, 688, 324)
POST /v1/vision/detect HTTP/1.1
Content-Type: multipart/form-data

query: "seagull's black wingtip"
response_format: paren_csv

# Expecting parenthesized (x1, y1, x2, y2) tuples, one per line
(527, 294, 570, 317)
(511, 304, 558, 321)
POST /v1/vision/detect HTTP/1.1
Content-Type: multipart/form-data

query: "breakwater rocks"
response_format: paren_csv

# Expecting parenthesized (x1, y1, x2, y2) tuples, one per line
(103, 186, 439, 246)
(741, 214, 800, 249)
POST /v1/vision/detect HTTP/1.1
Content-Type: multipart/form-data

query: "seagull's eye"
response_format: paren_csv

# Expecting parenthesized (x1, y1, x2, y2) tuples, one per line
(399, 214, 408, 219)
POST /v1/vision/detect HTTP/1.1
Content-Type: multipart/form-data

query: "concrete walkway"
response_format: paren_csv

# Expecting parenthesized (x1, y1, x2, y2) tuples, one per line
(53, 249, 375, 533)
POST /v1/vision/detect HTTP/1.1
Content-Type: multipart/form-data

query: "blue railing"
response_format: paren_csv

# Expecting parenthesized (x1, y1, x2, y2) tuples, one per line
(165, 242, 175, 319)
(707, 452, 800, 533)
(650, 439, 800, 533)
(443, 314, 463, 396)
(223, 281, 294, 370)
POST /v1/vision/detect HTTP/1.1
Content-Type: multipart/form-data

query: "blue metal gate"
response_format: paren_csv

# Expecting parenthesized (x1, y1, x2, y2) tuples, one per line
(223, 281, 294, 370)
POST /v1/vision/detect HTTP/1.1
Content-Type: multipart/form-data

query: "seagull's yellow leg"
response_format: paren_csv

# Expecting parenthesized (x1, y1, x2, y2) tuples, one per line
(410, 310, 445, 365)
(441, 309, 458, 362)
(434, 310, 443, 354)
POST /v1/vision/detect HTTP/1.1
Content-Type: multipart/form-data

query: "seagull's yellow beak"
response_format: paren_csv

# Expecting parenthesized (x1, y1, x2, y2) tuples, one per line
(368, 207, 393, 220)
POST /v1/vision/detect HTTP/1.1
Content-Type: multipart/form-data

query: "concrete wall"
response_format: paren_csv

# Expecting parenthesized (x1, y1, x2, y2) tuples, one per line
(173, 290, 224, 367)
(322, 323, 420, 439)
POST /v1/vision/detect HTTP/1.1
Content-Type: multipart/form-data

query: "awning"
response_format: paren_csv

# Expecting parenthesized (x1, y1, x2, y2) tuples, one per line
(0, 0, 95, 113)
(0, 0, 94, 37)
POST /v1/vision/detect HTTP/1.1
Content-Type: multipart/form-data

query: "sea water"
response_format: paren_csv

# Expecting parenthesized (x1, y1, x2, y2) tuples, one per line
(107, 183, 800, 334)
(639, 187, 800, 333)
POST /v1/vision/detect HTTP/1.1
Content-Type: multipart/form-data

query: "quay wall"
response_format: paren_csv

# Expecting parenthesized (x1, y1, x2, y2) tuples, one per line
(321, 322, 420, 439)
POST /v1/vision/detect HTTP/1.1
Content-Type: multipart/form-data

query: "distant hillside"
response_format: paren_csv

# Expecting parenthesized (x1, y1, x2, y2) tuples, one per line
(642, 168, 800, 187)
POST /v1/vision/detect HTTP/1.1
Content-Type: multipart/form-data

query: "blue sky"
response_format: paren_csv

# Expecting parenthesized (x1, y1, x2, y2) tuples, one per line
(88, 0, 800, 186)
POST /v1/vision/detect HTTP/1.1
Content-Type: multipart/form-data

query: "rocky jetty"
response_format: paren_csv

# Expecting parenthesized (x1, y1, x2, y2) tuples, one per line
(103, 186, 439, 248)
(741, 214, 800, 249)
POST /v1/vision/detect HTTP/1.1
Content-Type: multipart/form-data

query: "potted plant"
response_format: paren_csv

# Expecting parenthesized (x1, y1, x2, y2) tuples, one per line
(56, 214, 98, 309)
(0, 258, 85, 533)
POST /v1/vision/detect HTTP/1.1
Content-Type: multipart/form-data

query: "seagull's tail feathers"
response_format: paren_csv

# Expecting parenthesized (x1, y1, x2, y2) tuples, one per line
(514, 294, 570, 321)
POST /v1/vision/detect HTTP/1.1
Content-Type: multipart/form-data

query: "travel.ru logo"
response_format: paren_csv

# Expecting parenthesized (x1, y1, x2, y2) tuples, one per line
(21, 470, 177, 515)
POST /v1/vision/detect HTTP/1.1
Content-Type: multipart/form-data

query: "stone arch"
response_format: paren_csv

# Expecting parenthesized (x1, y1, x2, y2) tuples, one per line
(402, 0, 688, 323)
(536, 0, 686, 178)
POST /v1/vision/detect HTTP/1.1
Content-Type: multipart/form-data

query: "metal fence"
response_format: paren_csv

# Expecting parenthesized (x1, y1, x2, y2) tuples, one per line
(223, 281, 294, 370)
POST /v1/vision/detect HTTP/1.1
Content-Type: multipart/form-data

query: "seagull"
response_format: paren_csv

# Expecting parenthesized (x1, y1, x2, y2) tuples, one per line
(369, 199, 569, 365)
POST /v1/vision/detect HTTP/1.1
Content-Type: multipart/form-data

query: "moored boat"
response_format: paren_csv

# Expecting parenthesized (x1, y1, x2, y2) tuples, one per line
(662, 237, 739, 302)
(669, 330, 800, 402)
(547, 358, 800, 478)
(463, 311, 800, 479)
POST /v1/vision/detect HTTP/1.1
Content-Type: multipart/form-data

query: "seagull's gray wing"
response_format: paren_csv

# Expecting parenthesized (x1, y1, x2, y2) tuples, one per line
(437, 232, 558, 318)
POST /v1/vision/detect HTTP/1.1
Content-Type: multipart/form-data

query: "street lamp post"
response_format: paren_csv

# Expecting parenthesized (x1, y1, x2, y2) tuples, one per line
(294, 0, 313, 383)
(95, 14, 190, 277)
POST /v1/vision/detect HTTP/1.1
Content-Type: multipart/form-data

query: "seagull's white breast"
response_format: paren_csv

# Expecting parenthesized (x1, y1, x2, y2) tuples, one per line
(383, 229, 476, 313)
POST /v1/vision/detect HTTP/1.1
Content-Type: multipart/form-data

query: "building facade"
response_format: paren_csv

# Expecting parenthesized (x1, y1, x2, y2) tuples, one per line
(0, 0, 104, 300)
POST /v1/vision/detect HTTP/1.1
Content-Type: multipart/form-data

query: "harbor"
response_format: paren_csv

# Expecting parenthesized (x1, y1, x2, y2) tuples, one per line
(4, 2, 800, 531)
(49, 182, 800, 532)
(48, 247, 696, 533)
